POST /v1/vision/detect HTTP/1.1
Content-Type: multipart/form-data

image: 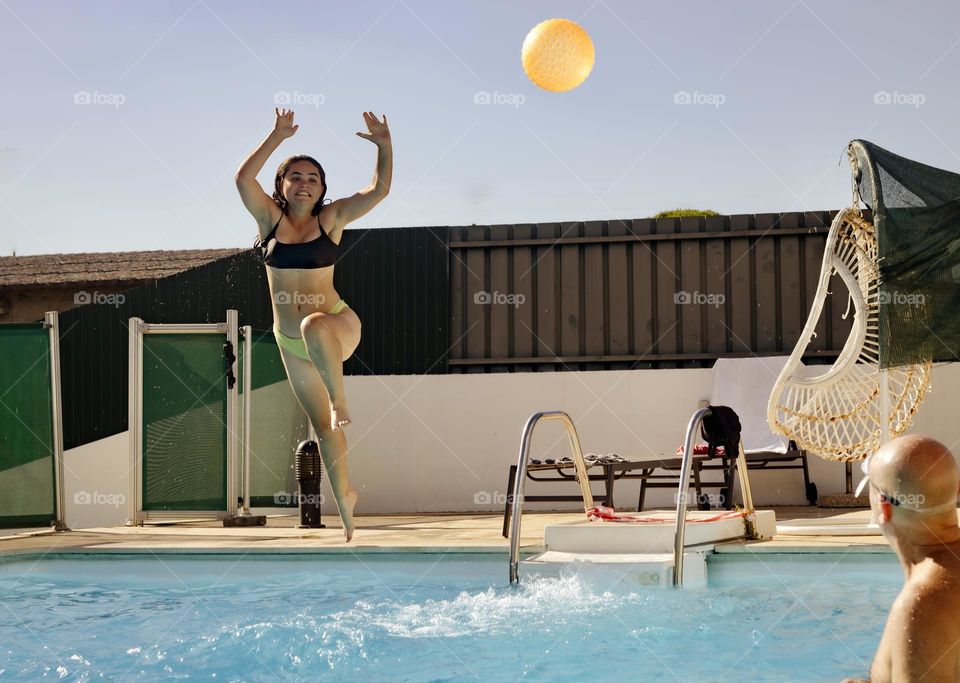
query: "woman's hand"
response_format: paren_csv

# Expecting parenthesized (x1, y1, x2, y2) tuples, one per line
(356, 111, 390, 147)
(273, 108, 299, 139)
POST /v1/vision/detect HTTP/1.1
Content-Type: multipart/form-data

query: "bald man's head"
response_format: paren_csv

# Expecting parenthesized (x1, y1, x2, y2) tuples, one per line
(862, 435, 959, 516)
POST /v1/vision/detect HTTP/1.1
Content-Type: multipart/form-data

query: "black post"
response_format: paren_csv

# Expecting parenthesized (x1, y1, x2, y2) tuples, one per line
(295, 440, 325, 528)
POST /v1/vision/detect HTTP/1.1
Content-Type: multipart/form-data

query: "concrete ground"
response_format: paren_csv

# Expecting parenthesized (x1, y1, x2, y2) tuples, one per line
(0, 506, 891, 558)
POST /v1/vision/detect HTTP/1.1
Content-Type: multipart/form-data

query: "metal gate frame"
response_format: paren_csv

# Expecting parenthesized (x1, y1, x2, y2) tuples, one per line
(46, 311, 67, 530)
(127, 310, 241, 525)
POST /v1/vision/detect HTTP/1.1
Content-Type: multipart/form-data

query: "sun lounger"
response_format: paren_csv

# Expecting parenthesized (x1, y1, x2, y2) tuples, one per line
(500, 357, 817, 537)
(500, 449, 736, 538)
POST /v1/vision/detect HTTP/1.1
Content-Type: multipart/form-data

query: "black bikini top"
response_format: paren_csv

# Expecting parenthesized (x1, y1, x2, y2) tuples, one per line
(257, 213, 339, 269)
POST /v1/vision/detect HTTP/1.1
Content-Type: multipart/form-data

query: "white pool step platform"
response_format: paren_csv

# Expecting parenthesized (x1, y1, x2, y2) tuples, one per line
(540, 509, 776, 553)
(520, 510, 777, 587)
(522, 550, 694, 586)
(775, 517, 880, 536)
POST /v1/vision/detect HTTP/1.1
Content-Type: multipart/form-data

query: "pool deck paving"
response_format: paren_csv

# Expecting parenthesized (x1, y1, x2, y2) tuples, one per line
(0, 506, 895, 558)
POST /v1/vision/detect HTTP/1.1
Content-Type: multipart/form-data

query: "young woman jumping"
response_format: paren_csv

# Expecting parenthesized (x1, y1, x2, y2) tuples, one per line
(235, 108, 392, 541)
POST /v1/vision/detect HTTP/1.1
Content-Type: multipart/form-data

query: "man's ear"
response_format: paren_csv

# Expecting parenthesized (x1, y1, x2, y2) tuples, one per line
(880, 500, 894, 523)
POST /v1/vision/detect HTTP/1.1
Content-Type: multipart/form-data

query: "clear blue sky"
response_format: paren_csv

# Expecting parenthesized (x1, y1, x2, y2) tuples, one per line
(1, 0, 959, 255)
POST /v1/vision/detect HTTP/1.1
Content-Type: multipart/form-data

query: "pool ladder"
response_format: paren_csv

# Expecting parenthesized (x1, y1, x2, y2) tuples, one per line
(507, 408, 755, 586)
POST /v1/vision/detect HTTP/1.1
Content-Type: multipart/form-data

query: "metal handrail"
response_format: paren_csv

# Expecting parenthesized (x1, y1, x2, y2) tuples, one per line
(509, 411, 593, 584)
(674, 407, 757, 585)
(509, 406, 757, 587)
(735, 441, 755, 514)
(673, 408, 711, 585)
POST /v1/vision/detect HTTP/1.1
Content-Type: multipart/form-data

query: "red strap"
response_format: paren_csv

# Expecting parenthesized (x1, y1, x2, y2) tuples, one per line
(586, 505, 744, 524)
(675, 443, 726, 456)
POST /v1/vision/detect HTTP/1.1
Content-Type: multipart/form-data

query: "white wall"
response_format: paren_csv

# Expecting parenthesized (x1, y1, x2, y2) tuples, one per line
(63, 432, 129, 528)
(61, 364, 960, 527)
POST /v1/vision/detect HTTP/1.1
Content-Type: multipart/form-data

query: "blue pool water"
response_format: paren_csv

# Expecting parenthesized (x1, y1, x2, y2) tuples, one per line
(0, 552, 900, 682)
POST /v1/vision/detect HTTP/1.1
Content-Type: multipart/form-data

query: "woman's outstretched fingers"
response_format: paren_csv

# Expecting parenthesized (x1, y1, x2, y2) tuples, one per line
(356, 111, 390, 145)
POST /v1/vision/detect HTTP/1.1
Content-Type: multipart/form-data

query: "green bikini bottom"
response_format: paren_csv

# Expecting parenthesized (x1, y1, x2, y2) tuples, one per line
(272, 300, 349, 361)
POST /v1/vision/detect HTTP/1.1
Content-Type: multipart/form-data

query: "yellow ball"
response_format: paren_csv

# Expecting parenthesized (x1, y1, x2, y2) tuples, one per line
(521, 18, 595, 92)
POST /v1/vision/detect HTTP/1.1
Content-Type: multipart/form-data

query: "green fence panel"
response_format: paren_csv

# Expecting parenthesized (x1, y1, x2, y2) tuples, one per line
(0, 323, 56, 527)
(142, 333, 226, 511)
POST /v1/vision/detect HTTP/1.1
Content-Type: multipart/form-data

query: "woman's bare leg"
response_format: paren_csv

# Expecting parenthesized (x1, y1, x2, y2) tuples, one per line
(277, 346, 357, 541)
(300, 311, 360, 431)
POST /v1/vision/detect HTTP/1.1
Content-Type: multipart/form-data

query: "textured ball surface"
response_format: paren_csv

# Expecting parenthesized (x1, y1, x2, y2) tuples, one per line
(521, 18, 594, 92)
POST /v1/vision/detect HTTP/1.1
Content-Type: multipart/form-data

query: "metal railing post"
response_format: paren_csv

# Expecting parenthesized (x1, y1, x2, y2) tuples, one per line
(127, 317, 144, 526)
(226, 310, 239, 517)
(509, 411, 592, 584)
(45, 312, 68, 531)
(239, 324, 253, 516)
(673, 407, 711, 586)
(735, 442, 755, 514)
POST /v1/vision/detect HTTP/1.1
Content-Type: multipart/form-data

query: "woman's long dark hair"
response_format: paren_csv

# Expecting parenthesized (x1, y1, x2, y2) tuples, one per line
(254, 155, 332, 259)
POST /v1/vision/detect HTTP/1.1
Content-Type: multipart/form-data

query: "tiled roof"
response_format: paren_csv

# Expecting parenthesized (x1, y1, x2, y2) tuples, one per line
(0, 248, 247, 288)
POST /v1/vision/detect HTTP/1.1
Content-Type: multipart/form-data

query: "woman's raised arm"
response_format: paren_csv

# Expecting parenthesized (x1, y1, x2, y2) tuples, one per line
(332, 112, 392, 226)
(235, 109, 298, 228)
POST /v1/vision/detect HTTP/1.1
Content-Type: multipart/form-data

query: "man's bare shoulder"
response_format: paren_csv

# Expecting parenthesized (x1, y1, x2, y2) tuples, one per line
(885, 557, 960, 681)
(896, 559, 960, 623)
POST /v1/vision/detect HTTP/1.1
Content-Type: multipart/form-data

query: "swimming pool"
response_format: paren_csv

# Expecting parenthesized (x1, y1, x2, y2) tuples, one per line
(0, 552, 899, 682)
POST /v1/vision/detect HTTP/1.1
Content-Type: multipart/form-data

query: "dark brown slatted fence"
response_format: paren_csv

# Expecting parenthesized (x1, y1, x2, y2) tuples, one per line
(448, 210, 851, 372)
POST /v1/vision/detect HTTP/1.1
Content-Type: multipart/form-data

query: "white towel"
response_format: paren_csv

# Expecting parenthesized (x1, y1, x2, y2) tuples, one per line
(710, 356, 804, 454)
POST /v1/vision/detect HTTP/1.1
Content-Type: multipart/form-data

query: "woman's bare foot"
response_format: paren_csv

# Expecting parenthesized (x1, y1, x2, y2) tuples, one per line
(330, 402, 352, 431)
(340, 487, 358, 542)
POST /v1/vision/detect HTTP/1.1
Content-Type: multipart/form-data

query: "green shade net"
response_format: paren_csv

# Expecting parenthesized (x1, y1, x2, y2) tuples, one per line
(850, 140, 960, 368)
(142, 333, 226, 511)
(242, 330, 303, 508)
(0, 323, 56, 527)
